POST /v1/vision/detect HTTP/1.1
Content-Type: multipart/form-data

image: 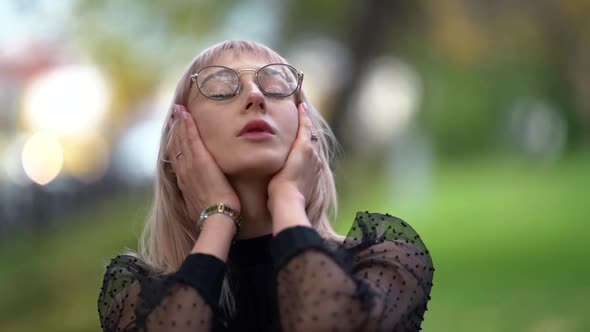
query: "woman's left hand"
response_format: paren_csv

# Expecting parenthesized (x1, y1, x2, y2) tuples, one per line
(267, 102, 322, 213)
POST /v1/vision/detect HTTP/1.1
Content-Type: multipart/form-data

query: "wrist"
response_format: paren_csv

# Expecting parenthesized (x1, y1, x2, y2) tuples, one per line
(192, 198, 241, 215)
(191, 214, 235, 260)
(200, 214, 236, 234)
(270, 198, 310, 236)
(197, 203, 241, 240)
(223, 198, 241, 213)
(268, 185, 305, 215)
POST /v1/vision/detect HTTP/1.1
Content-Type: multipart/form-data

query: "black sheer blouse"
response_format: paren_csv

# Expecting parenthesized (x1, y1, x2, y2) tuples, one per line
(98, 211, 434, 331)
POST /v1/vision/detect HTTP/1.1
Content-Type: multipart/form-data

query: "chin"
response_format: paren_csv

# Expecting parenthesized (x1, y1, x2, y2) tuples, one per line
(222, 155, 285, 178)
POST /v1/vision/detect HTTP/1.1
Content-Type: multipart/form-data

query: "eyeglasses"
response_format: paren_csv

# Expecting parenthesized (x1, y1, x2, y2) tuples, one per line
(190, 63, 303, 100)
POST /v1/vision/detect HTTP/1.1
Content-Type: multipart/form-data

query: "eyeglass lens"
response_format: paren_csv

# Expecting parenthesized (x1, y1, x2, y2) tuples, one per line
(196, 64, 299, 100)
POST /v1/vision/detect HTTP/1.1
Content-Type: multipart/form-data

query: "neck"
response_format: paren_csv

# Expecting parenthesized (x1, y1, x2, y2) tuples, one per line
(228, 175, 273, 239)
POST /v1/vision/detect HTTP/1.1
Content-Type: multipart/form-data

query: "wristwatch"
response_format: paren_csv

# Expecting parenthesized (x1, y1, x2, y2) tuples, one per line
(197, 203, 241, 240)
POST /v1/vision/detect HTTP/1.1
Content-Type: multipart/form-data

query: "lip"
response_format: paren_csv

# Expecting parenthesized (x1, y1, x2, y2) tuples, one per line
(239, 131, 275, 140)
(238, 119, 275, 137)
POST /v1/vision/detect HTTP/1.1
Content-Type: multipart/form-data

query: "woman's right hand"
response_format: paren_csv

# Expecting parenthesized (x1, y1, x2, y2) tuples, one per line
(166, 104, 241, 223)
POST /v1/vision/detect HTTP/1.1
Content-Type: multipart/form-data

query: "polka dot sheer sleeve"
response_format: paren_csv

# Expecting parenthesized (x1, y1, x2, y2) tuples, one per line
(97, 211, 434, 331)
(98, 253, 225, 331)
(271, 212, 435, 331)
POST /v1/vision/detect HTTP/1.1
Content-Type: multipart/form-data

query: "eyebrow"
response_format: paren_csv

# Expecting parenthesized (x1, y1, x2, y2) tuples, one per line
(198, 64, 277, 86)
(199, 69, 234, 86)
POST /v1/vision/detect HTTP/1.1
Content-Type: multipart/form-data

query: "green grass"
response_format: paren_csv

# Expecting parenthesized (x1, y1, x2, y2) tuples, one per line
(0, 190, 150, 332)
(0, 153, 588, 332)
(336, 153, 590, 332)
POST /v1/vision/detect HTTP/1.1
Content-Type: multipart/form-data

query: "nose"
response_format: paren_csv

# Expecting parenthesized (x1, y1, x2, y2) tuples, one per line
(244, 79, 266, 111)
(242, 77, 266, 112)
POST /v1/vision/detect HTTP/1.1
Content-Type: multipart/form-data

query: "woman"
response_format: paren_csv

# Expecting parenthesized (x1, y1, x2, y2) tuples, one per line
(98, 40, 434, 332)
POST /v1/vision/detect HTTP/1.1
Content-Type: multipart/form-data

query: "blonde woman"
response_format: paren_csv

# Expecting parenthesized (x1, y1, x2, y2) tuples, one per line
(98, 40, 434, 331)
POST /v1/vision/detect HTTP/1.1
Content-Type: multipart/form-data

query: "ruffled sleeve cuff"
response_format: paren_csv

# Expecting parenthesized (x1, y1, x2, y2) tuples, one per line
(271, 226, 326, 271)
(171, 253, 226, 309)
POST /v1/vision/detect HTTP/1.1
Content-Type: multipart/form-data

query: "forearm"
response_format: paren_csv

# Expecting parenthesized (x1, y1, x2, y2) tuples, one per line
(191, 213, 236, 262)
(269, 187, 312, 236)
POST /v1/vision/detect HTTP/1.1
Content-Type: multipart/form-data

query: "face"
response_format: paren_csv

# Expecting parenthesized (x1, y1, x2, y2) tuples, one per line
(186, 52, 299, 178)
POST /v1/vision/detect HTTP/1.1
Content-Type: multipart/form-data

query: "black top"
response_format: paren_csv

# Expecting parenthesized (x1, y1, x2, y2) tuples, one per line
(98, 211, 435, 331)
(226, 233, 277, 330)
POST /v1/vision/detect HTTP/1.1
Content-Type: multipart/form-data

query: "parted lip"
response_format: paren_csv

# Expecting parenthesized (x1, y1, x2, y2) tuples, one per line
(238, 119, 275, 136)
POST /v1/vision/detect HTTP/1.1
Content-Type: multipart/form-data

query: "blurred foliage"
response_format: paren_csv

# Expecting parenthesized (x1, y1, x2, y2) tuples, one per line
(410, 0, 589, 155)
(1, 154, 589, 331)
(70, 0, 589, 157)
(71, 0, 239, 120)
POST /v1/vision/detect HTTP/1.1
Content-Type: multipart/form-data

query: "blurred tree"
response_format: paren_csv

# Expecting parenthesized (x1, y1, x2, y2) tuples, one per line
(72, 0, 239, 122)
(75, 0, 424, 155)
(281, 0, 422, 153)
(417, 0, 590, 155)
(71, 0, 589, 157)
(542, 0, 590, 144)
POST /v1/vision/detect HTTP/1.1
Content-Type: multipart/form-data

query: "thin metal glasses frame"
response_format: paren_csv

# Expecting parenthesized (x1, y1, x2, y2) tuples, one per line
(190, 63, 304, 100)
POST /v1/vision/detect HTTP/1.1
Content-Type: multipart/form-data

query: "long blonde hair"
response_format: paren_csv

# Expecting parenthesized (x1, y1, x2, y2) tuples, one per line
(137, 40, 343, 317)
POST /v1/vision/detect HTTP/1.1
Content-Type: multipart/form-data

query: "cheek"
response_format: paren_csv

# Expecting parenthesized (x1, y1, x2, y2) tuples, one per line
(272, 110, 299, 163)
(191, 112, 228, 162)
(193, 111, 225, 146)
(285, 111, 299, 144)
(281, 103, 299, 135)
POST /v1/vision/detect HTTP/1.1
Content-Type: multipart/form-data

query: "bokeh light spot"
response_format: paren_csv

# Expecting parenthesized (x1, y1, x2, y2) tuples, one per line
(23, 65, 110, 136)
(61, 133, 110, 183)
(21, 131, 64, 185)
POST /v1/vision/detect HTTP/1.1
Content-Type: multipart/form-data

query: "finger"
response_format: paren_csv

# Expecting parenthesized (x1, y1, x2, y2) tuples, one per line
(299, 102, 320, 155)
(169, 106, 187, 166)
(163, 107, 176, 159)
(178, 104, 203, 139)
(297, 102, 314, 141)
(165, 119, 182, 164)
(166, 107, 176, 131)
(167, 118, 182, 137)
(177, 104, 206, 165)
(173, 105, 189, 162)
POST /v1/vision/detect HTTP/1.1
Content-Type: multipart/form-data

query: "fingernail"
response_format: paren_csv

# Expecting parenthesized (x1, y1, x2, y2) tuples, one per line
(182, 111, 189, 120)
(302, 102, 308, 112)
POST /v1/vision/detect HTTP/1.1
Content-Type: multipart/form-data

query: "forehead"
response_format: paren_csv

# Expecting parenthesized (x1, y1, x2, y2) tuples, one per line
(207, 51, 281, 70)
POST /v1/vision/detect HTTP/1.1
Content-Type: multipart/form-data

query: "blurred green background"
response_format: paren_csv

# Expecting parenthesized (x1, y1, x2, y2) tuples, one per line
(1, 1, 589, 331)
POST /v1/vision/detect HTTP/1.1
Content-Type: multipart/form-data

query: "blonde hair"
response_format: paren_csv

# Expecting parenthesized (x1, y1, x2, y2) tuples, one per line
(137, 40, 343, 317)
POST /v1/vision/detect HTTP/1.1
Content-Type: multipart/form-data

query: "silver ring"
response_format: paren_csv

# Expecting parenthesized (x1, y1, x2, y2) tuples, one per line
(175, 151, 183, 160)
(310, 131, 318, 142)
